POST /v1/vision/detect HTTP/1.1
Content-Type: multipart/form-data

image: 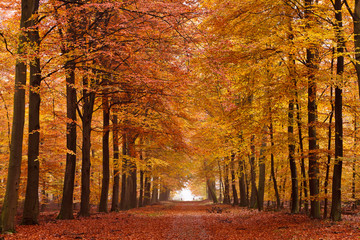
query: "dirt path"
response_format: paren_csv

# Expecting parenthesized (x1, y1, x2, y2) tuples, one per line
(2, 201, 360, 239)
(166, 203, 209, 239)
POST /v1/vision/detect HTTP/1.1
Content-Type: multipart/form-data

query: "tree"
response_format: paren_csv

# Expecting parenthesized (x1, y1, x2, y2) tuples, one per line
(1, 0, 39, 232)
(57, 2, 78, 220)
(230, 154, 239, 205)
(269, 116, 280, 210)
(288, 100, 299, 213)
(99, 91, 110, 213)
(305, 0, 321, 219)
(111, 112, 120, 211)
(331, 0, 344, 221)
(78, 75, 96, 217)
(22, 0, 41, 225)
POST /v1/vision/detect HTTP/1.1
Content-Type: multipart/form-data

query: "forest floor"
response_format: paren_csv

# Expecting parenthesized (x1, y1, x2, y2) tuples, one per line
(1, 201, 360, 239)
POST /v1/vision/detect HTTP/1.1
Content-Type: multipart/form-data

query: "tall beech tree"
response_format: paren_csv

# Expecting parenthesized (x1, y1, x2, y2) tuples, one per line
(111, 112, 120, 211)
(269, 116, 280, 210)
(99, 92, 110, 213)
(57, 61, 77, 219)
(1, 0, 39, 232)
(57, 2, 78, 220)
(305, 0, 321, 219)
(223, 161, 231, 204)
(230, 154, 239, 205)
(78, 75, 96, 217)
(331, 0, 344, 221)
(258, 129, 266, 211)
(238, 156, 248, 207)
(22, 0, 41, 225)
(288, 100, 299, 213)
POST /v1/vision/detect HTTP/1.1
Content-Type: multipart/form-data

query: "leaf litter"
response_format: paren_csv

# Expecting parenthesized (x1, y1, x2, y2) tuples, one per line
(1, 201, 360, 239)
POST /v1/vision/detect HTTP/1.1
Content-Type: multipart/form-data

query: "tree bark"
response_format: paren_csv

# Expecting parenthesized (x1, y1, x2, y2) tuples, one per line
(207, 179, 218, 203)
(296, 99, 308, 214)
(230, 154, 239, 206)
(78, 76, 95, 217)
(120, 133, 128, 210)
(258, 130, 266, 211)
(218, 160, 223, 203)
(159, 185, 170, 201)
(111, 114, 120, 211)
(238, 156, 248, 207)
(120, 133, 137, 209)
(127, 136, 137, 209)
(288, 100, 299, 213)
(353, 114, 358, 205)
(269, 118, 280, 210)
(324, 88, 334, 218)
(249, 135, 258, 209)
(143, 162, 151, 206)
(99, 95, 110, 212)
(139, 168, 144, 207)
(223, 161, 231, 204)
(151, 176, 159, 203)
(58, 62, 77, 220)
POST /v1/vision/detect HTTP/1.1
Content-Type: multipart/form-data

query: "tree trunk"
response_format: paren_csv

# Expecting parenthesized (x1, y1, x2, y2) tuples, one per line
(249, 135, 258, 209)
(57, 5, 77, 219)
(218, 160, 223, 203)
(305, 0, 321, 219)
(288, 100, 299, 213)
(120, 133, 128, 210)
(151, 176, 159, 203)
(269, 118, 280, 210)
(207, 179, 218, 203)
(22, 38, 41, 225)
(324, 88, 334, 219)
(258, 130, 266, 211)
(230, 154, 239, 206)
(238, 156, 248, 207)
(99, 95, 110, 213)
(143, 163, 151, 206)
(354, 0, 360, 209)
(58, 61, 77, 219)
(139, 169, 144, 207)
(223, 162, 231, 204)
(79, 76, 95, 217)
(1, 0, 37, 232)
(159, 185, 170, 201)
(331, 0, 344, 221)
(111, 114, 120, 212)
(296, 99, 308, 214)
(22, 2, 41, 224)
(127, 136, 137, 209)
(353, 114, 358, 205)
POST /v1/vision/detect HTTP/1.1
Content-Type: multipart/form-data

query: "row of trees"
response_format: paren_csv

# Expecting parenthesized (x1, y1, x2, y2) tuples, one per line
(189, 0, 360, 221)
(0, 0, 196, 233)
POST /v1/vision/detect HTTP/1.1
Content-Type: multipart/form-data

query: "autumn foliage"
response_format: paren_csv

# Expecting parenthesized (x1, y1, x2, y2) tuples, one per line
(0, 0, 360, 237)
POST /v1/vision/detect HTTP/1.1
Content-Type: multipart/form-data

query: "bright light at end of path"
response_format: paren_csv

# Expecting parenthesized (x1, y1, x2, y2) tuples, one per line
(174, 188, 195, 201)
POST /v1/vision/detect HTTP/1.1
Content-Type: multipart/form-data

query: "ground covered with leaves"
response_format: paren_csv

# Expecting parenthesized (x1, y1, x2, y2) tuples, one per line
(1, 201, 360, 239)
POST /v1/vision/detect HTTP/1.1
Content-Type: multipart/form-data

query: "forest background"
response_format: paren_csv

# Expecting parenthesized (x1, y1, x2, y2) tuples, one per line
(0, 0, 358, 233)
